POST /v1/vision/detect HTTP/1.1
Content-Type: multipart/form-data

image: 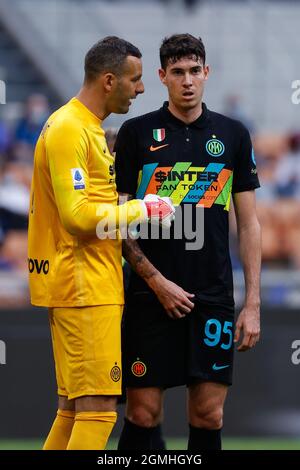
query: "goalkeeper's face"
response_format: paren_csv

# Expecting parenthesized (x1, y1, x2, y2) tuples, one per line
(110, 56, 144, 114)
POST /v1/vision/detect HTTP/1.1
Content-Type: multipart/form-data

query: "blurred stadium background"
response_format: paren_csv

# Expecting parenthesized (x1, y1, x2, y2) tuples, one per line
(1, 0, 300, 450)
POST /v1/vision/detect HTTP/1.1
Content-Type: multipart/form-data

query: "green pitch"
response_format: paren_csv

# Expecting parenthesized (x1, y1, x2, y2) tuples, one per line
(1, 438, 300, 450)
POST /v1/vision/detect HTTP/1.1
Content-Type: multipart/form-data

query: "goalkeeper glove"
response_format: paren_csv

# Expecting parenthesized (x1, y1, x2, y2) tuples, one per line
(141, 194, 175, 229)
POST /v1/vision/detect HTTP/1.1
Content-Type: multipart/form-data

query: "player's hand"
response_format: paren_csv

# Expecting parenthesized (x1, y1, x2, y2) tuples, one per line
(148, 274, 195, 319)
(141, 194, 175, 229)
(234, 304, 260, 351)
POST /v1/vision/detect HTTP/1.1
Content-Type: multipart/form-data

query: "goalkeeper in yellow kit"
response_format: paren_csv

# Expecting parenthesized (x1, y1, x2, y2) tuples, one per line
(28, 36, 175, 450)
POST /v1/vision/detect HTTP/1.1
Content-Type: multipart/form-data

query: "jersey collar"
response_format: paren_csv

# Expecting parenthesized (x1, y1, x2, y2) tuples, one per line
(71, 97, 102, 126)
(160, 101, 210, 130)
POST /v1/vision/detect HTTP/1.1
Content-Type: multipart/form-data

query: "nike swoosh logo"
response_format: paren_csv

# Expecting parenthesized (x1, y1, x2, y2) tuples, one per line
(150, 144, 169, 152)
(212, 363, 230, 371)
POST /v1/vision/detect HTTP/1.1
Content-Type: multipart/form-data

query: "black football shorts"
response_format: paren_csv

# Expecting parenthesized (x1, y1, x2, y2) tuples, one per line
(121, 292, 235, 388)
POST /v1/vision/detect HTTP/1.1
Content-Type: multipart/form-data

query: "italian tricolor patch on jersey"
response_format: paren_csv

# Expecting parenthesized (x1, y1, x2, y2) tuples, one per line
(153, 128, 165, 142)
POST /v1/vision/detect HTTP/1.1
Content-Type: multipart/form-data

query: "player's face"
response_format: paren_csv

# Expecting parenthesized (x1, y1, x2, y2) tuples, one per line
(159, 57, 209, 112)
(110, 56, 144, 114)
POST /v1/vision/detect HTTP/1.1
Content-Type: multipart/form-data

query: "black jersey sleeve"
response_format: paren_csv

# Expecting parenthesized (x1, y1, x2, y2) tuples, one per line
(232, 124, 260, 193)
(115, 121, 140, 196)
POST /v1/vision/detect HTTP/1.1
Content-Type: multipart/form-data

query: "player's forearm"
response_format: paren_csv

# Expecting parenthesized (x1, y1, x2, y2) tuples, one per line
(122, 238, 162, 286)
(59, 199, 147, 237)
(120, 191, 165, 288)
(238, 219, 261, 308)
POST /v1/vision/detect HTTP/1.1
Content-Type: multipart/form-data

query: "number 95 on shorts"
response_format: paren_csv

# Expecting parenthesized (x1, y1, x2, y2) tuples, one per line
(187, 303, 235, 386)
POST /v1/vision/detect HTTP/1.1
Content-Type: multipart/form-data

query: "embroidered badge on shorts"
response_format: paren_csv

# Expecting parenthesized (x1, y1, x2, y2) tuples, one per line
(110, 363, 121, 382)
(131, 360, 147, 377)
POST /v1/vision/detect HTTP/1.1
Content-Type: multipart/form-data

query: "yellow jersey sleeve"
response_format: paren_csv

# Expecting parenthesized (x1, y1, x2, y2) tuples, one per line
(46, 120, 146, 237)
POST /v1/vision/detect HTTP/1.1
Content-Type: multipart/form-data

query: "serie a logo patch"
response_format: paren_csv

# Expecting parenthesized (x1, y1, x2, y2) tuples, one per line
(131, 360, 147, 377)
(71, 168, 85, 190)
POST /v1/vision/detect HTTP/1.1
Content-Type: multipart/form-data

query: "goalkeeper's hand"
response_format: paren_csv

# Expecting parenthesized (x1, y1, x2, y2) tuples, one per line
(141, 194, 176, 229)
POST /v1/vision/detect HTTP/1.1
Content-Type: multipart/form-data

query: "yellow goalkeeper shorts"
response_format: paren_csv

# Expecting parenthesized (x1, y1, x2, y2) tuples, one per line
(48, 305, 123, 399)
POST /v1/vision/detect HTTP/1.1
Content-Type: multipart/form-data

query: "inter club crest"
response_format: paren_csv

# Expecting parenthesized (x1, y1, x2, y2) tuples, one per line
(131, 360, 147, 377)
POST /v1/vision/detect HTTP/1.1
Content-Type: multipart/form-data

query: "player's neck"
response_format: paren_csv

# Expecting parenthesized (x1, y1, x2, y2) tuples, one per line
(76, 87, 108, 121)
(168, 101, 203, 124)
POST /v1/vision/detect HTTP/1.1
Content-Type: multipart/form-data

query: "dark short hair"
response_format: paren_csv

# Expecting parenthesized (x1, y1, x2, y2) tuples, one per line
(84, 36, 142, 82)
(160, 34, 206, 70)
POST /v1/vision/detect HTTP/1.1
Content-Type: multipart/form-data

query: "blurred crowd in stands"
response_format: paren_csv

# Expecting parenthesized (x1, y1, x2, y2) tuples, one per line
(225, 95, 300, 270)
(0, 94, 49, 305)
(1, 92, 300, 306)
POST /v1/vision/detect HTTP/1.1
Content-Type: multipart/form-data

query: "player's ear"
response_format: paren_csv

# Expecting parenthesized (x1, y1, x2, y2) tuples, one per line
(203, 64, 210, 80)
(158, 68, 167, 86)
(103, 72, 116, 92)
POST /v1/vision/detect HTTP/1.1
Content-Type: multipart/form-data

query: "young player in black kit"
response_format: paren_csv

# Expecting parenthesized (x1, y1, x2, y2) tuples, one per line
(115, 34, 261, 450)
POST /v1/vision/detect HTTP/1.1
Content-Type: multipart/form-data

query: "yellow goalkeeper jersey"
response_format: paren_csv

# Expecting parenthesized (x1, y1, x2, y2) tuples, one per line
(28, 97, 145, 307)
